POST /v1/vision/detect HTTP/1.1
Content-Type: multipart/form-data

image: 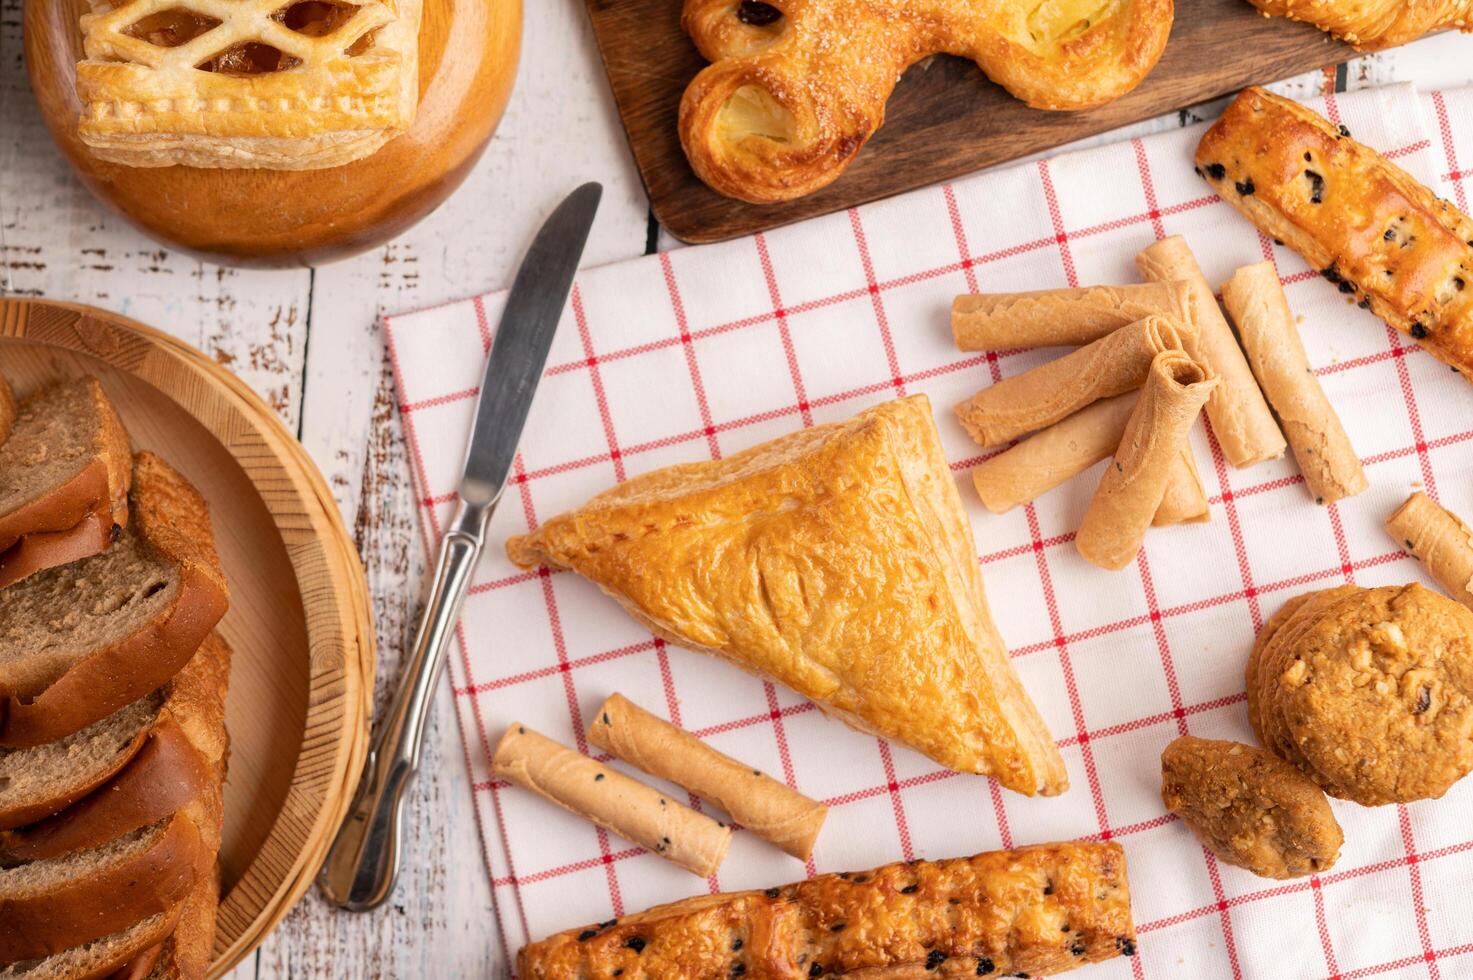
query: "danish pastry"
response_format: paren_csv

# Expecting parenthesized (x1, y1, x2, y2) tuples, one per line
(506, 395, 1067, 796)
(76, 0, 423, 169)
(1198, 87, 1473, 377)
(1243, 0, 1470, 50)
(678, 0, 1174, 202)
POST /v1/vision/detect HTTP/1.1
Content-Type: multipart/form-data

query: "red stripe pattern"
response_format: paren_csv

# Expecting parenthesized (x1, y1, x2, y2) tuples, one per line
(385, 86, 1473, 978)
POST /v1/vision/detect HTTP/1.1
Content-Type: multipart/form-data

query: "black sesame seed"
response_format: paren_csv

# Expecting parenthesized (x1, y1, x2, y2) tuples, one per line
(752, 769, 762, 776)
(901, 884, 919, 894)
(577, 930, 598, 941)
(1305, 170, 1325, 203)
(926, 950, 947, 970)
(810, 963, 824, 977)
(1406, 539, 1416, 549)
(1205, 163, 1227, 180)
(735, 0, 783, 26)
(732, 938, 744, 951)
(1274, 238, 1285, 246)
(518, 726, 526, 734)
(765, 888, 781, 899)
(594, 773, 605, 781)
(1235, 178, 1256, 196)
(614, 971, 623, 977)
(1359, 297, 1372, 309)
(1193, 166, 1204, 177)
(1456, 277, 1466, 291)
(830, 922, 846, 932)
(1338, 279, 1356, 294)
(1117, 937, 1138, 957)
(110, 523, 122, 541)
(1338, 124, 1351, 137)
(1416, 686, 1432, 713)
(624, 937, 646, 953)
(852, 876, 868, 884)
(603, 713, 610, 725)
(1384, 228, 1397, 242)
(1062, 924, 1072, 932)
(949, 897, 962, 905)
(1071, 942, 1087, 956)
(1304, 151, 1313, 161)
(1043, 880, 1054, 896)
(601, 920, 617, 928)
(977, 959, 996, 976)
(1412, 322, 1429, 339)
(731, 965, 747, 977)
(1322, 265, 1342, 284)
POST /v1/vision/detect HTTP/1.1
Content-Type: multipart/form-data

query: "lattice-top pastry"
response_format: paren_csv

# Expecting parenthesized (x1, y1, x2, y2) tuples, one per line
(679, 0, 1174, 203)
(76, 0, 423, 170)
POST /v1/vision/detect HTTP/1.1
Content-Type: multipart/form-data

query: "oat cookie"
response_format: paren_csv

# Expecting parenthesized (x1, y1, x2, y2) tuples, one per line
(1161, 735, 1342, 879)
(1255, 584, 1473, 805)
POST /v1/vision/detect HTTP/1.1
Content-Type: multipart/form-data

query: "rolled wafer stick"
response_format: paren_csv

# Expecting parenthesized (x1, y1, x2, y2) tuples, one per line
(954, 314, 1193, 448)
(587, 693, 827, 860)
(1387, 493, 1473, 611)
(492, 723, 732, 877)
(1221, 261, 1367, 505)
(1136, 236, 1286, 468)
(1077, 351, 1219, 570)
(969, 392, 1207, 524)
(952, 282, 1194, 351)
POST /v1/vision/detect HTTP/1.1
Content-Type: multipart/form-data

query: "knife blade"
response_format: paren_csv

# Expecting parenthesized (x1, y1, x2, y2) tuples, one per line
(319, 183, 602, 911)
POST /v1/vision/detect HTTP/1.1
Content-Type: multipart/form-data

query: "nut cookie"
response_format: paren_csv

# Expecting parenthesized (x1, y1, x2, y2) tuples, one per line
(1161, 735, 1342, 879)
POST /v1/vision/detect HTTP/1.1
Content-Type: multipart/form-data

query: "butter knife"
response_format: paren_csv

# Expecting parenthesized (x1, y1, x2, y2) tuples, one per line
(319, 183, 603, 911)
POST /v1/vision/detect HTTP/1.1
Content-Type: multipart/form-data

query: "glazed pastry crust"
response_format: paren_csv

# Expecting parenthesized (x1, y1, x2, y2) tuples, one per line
(679, 0, 1173, 203)
(518, 842, 1136, 979)
(76, 0, 423, 170)
(1197, 87, 1473, 377)
(1244, 0, 1471, 50)
(507, 395, 1066, 796)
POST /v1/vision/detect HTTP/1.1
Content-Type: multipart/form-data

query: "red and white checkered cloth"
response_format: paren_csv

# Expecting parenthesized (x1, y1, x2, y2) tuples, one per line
(385, 83, 1473, 979)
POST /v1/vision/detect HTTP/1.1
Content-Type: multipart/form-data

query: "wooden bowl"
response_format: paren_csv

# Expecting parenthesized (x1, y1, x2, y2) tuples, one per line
(0, 299, 375, 976)
(22, 0, 521, 268)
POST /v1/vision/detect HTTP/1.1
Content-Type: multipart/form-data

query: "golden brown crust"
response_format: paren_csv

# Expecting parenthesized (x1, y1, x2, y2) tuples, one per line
(519, 842, 1136, 978)
(1244, 0, 1471, 50)
(1197, 87, 1473, 376)
(1161, 735, 1342, 880)
(0, 812, 203, 964)
(76, 0, 423, 170)
(507, 396, 1066, 796)
(0, 453, 229, 747)
(0, 377, 14, 447)
(678, 0, 1172, 203)
(1387, 492, 1473, 612)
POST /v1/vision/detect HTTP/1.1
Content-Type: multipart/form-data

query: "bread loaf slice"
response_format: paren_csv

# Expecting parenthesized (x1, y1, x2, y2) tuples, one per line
(0, 452, 227, 747)
(0, 814, 204, 964)
(0, 377, 132, 589)
(0, 907, 181, 980)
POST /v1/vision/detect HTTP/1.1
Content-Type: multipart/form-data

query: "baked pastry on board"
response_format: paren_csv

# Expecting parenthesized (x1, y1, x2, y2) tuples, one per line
(679, 0, 1173, 202)
(519, 841, 1136, 978)
(1197, 87, 1473, 377)
(1243, 0, 1470, 49)
(76, 0, 424, 169)
(507, 395, 1067, 796)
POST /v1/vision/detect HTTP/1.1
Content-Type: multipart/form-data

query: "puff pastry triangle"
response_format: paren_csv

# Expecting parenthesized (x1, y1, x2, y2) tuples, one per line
(507, 395, 1067, 796)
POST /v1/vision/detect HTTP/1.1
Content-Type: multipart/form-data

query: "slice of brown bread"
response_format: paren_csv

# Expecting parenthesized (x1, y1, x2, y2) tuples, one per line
(0, 452, 227, 747)
(0, 693, 164, 832)
(0, 906, 181, 980)
(0, 377, 131, 589)
(0, 814, 203, 964)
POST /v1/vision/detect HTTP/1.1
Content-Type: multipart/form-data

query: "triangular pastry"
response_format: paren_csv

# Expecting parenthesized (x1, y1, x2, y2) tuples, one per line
(76, 0, 423, 170)
(507, 395, 1067, 796)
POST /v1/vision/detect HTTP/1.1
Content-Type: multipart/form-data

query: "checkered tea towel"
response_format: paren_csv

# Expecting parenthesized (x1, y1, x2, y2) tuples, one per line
(386, 83, 1473, 979)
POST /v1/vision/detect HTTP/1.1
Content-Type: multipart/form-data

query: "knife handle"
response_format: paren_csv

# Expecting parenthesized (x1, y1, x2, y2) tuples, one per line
(318, 506, 486, 911)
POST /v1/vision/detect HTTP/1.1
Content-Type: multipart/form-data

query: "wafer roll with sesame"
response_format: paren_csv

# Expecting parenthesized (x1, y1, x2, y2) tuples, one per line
(1222, 262, 1367, 505)
(955, 315, 1193, 448)
(492, 723, 732, 877)
(970, 392, 1207, 524)
(1136, 236, 1286, 468)
(1077, 351, 1219, 570)
(952, 282, 1194, 351)
(587, 693, 827, 860)
(1387, 493, 1473, 612)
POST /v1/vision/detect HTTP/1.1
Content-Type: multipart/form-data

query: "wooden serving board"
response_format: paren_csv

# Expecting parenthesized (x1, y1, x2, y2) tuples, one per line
(586, 0, 1355, 243)
(0, 299, 375, 978)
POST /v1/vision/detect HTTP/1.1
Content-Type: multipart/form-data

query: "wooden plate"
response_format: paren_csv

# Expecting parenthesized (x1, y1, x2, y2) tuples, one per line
(0, 298, 374, 977)
(585, 0, 1353, 243)
(23, 0, 521, 268)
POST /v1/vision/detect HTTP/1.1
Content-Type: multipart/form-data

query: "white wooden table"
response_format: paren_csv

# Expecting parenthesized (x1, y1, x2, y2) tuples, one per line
(3, 5, 1473, 975)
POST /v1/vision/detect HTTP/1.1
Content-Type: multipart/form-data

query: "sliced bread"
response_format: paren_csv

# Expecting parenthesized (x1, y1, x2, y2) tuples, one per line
(0, 906, 181, 980)
(0, 693, 164, 832)
(0, 377, 132, 589)
(0, 451, 227, 747)
(0, 815, 204, 964)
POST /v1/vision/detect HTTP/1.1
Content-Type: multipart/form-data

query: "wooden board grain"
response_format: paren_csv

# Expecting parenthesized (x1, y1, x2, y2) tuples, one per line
(586, 0, 1355, 243)
(0, 299, 375, 978)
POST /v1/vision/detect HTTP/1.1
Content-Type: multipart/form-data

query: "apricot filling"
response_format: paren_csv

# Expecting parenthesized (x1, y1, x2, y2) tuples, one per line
(121, 8, 221, 47)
